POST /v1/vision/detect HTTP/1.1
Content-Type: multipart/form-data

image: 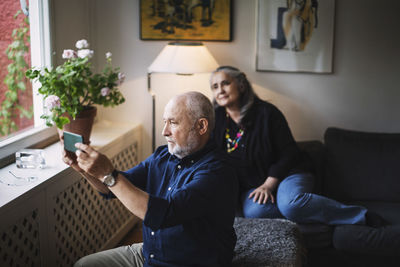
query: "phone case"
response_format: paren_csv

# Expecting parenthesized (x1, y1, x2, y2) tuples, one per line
(64, 131, 83, 152)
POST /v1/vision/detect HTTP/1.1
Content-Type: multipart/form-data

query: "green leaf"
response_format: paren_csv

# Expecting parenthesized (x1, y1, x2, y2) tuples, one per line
(17, 82, 26, 90)
(0, 10, 32, 136)
(20, 108, 33, 119)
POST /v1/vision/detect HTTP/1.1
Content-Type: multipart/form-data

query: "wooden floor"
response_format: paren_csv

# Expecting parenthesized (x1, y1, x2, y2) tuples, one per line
(118, 221, 143, 246)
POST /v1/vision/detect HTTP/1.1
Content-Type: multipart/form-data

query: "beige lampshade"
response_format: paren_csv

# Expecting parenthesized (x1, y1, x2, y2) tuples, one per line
(148, 42, 219, 75)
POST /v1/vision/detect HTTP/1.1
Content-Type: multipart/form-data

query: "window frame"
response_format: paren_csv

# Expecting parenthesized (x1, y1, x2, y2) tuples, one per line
(0, 0, 56, 167)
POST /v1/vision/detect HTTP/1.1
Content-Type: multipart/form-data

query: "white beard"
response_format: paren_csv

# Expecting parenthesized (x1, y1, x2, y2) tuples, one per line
(170, 129, 200, 159)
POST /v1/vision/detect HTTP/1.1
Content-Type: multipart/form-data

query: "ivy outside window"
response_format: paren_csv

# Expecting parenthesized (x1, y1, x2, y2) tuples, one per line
(0, 0, 53, 167)
(0, 1, 33, 138)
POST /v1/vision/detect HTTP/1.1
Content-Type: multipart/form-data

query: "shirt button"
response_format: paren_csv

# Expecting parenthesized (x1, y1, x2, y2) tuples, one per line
(150, 254, 155, 259)
(151, 231, 155, 236)
(190, 160, 194, 164)
(168, 187, 172, 191)
(177, 165, 181, 169)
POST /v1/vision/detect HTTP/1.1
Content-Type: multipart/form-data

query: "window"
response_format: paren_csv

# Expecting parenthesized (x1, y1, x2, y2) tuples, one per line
(0, 0, 55, 166)
(0, 0, 33, 138)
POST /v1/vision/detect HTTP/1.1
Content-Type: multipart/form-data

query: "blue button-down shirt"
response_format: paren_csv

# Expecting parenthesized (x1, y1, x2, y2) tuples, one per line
(121, 141, 238, 267)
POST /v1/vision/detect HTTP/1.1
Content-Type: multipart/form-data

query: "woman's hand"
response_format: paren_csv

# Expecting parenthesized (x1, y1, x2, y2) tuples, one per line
(249, 176, 280, 204)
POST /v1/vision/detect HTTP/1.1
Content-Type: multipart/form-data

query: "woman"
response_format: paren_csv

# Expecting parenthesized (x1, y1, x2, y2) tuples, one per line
(210, 65, 384, 226)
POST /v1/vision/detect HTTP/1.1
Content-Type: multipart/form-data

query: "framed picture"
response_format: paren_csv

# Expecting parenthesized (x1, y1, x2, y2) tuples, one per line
(140, 0, 232, 41)
(256, 0, 335, 73)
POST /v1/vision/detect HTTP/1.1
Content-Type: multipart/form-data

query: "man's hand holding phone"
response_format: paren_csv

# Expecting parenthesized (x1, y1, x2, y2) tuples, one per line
(61, 133, 113, 194)
(62, 131, 114, 179)
(62, 131, 84, 170)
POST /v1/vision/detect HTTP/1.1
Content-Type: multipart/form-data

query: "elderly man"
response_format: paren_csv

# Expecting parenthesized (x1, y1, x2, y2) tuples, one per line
(65, 91, 238, 267)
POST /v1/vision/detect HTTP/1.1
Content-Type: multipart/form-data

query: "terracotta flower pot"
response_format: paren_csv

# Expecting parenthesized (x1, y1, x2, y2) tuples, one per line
(58, 106, 97, 145)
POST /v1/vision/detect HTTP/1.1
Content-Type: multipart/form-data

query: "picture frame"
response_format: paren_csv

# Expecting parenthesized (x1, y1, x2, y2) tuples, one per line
(256, 0, 335, 73)
(140, 0, 232, 41)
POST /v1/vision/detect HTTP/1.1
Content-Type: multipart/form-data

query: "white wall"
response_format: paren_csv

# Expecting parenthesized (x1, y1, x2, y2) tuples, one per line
(54, 0, 400, 158)
(52, 0, 93, 66)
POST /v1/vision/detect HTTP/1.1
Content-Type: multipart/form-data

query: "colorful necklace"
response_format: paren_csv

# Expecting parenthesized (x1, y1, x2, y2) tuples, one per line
(225, 127, 244, 153)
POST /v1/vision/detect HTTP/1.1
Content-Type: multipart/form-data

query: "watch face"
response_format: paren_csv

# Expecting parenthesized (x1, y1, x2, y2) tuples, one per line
(104, 175, 116, 187)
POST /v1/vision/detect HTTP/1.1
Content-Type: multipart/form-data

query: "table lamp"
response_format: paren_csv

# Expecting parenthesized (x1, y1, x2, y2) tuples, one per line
(147, 42, 219, 151)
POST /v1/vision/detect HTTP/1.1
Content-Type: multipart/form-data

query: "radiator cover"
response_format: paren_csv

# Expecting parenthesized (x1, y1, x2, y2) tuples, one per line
(0, 123, 142, 267)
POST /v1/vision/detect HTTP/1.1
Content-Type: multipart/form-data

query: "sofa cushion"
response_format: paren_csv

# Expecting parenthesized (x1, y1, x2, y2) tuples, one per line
(297, 223, 333, 249)
(347, 201, 400, 224)
(323, 127, 400, 202)
(297, 141, 325, 194)
(333, 225, 400, 255)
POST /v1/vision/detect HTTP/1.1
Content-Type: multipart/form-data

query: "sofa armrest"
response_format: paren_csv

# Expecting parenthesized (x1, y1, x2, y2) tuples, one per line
(297, 141, 325, 194)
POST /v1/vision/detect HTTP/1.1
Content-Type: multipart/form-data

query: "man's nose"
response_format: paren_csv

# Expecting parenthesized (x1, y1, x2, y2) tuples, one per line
(162, 123, 170, 136)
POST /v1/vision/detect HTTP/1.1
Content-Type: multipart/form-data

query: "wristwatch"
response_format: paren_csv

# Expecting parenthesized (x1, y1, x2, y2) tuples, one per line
(102, 169, 119, 187)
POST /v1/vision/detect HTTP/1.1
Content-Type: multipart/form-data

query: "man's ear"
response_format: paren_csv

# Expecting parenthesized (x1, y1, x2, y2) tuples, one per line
(197, 118, 208, 135)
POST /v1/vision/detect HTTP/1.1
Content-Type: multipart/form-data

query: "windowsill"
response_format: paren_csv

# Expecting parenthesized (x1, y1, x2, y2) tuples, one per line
(0, 120, 141, 209)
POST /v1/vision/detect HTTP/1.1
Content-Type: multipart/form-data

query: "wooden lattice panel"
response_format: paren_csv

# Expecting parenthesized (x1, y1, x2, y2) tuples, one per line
(53, 141, 139, 266)
(111, 142, 139, 171)
(0, 210, 41, 267)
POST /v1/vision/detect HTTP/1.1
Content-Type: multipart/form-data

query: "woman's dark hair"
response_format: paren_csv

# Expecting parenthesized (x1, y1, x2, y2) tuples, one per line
(210, 66, 259, 126)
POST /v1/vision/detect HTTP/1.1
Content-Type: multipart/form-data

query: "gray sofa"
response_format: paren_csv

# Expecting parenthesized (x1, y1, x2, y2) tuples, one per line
(232, 127, 400, 267)
(297, 127, 400, 267)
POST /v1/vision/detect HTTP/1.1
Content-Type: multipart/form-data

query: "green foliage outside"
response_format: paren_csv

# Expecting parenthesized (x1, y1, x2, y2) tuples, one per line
(0, 10, 33, 136)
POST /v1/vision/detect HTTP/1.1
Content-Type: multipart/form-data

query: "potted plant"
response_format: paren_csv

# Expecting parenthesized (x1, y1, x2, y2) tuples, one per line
(26, 39, 125, 143)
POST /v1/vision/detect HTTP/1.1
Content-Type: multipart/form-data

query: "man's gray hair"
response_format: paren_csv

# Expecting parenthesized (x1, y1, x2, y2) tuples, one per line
(183, 91, 215, 132)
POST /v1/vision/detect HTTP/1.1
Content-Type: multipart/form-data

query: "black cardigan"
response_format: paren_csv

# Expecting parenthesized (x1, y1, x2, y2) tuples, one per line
(212, 98, 308, 191)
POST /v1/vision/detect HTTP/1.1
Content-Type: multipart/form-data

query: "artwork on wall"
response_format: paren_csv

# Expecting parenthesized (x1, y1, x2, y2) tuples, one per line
(140, 0, 232, 41)
(256, 0, 335, 73)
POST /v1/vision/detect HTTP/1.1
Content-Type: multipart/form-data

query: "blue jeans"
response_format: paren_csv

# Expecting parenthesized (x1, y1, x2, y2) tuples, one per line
(240, 188, 284, 218)
(241, 173, 367, 225)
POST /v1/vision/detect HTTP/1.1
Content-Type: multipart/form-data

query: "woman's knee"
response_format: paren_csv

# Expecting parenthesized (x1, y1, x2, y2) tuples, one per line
(240, 188, 283, 218)
(242, 196, 282, 218)
(277, 192, 310, 221)
(242, 202, 272, 218)
(277, 173, 314, 221)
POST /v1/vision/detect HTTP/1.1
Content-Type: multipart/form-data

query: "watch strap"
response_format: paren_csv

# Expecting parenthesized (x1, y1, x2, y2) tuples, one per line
(111, 169, 119, 178)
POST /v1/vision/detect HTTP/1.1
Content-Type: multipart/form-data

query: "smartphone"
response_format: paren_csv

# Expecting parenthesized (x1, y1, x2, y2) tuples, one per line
(63, 131, 83, 152)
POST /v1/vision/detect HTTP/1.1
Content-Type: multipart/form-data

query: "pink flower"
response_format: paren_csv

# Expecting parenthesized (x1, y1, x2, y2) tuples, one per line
(77, 49, 94, 58)
(117, 72, 125, 85)
(45, 95, 61, 110)
(62, 49, 76, 59)
(76, 39, 89, 49)
(106, 52, 112, 59)
(101, 87, 110, 96)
